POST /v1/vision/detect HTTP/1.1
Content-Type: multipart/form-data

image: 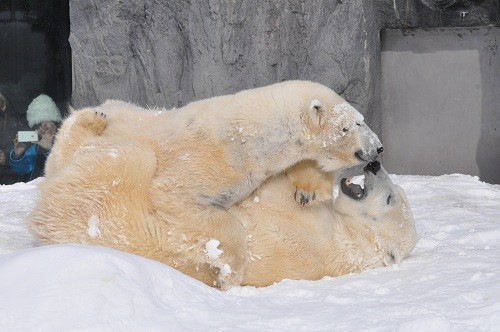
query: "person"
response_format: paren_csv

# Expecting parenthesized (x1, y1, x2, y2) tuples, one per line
(7, 94, 62, 182)
(0, 73, 43, 147)
(0, 149, 11, 183)
(0, 94, 8, 179)
(1, 73, 44, 184)
(1, 94, 25, 184)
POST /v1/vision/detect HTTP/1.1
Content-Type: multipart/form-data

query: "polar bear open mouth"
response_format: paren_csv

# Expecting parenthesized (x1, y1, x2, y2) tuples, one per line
(341, 161, 381, 200)
(341, 175, 365, 200)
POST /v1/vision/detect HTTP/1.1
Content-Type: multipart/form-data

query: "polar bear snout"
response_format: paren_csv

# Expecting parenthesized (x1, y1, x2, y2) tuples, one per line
(354, 145, 383, 163)
(352, 123, 383, 163)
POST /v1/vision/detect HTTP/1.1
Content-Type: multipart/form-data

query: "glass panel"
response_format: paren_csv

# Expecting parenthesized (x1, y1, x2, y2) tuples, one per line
(0, 0, 70, 184)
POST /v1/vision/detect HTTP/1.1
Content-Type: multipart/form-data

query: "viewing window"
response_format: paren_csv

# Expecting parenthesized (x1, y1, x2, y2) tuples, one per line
(0, 0, 70, 184)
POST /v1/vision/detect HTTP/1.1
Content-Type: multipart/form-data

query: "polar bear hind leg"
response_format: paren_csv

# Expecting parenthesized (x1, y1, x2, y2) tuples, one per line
(31, 142, 164, 262)
(45, 110, 108, 177)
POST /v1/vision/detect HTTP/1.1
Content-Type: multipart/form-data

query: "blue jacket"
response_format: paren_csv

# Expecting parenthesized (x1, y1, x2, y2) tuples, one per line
(9, 144, 49, 180)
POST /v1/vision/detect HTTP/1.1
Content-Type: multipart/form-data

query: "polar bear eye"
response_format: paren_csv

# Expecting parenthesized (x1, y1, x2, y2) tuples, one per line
(356, 122, 361, 126)
(342, 128, 349, 133)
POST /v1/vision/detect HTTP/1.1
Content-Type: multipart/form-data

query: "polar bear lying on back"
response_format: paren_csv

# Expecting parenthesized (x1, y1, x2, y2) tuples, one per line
(31, 81, 384, 289)
(238, 160, 417, 287)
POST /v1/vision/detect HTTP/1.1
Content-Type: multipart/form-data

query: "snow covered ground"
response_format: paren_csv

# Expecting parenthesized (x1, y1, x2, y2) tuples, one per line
(0, 174, 499, 331)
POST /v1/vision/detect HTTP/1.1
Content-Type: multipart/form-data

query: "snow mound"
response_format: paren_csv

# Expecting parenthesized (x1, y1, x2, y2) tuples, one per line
(0, 245, 226, 331)
(0, 174, 499, 331)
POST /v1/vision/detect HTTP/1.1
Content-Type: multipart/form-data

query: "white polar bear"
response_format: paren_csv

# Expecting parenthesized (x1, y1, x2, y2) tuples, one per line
(237, 160, 418, 286)
(31, 80, 383, 289)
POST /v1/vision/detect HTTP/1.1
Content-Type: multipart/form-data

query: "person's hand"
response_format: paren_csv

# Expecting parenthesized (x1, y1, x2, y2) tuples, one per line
(13, 135, 27, 158)
(35, 121, 57, 151)
(0, 150, 6, 165)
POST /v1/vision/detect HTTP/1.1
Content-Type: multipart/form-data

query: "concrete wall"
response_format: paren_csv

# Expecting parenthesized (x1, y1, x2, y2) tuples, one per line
(381, 27, 500, 184)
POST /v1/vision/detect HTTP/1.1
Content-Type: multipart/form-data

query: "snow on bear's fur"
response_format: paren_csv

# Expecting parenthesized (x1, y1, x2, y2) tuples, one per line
(31, 80, 384, 289)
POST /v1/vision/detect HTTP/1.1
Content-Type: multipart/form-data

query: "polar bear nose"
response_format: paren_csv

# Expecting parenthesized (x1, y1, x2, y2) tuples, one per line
(377, 146, 384, 154)
(365, 160, 381, 175)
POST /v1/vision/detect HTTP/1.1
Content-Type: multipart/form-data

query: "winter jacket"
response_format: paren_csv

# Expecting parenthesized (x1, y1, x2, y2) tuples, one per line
(9, 144, 49, 181)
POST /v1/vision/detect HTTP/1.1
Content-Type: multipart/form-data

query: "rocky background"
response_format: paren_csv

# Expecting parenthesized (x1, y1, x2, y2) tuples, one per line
(69, 0, 499, 136)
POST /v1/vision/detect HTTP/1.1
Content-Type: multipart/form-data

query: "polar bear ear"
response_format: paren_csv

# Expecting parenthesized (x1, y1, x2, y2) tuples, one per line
(309, 99, 324, 126)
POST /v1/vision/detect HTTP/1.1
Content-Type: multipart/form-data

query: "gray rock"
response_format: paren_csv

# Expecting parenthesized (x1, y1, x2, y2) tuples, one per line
(69, 0, 382, 133)
(69, 0, 498, 138)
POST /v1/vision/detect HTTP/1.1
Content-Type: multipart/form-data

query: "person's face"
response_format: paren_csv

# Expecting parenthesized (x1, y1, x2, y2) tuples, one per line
(36, 121, 57, 136)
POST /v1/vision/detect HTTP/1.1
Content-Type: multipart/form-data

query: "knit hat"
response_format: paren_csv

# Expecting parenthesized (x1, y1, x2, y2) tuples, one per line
(26, 94, 62, 128)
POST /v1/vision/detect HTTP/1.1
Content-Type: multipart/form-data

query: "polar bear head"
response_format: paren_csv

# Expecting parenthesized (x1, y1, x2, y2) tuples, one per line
(286, 81, 383, 172)
(334, 161, 418, 264)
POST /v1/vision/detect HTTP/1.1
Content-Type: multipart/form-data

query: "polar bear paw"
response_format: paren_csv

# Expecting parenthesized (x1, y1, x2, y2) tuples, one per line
(72, 110, 107, 136)
(294, 188, 318, 206)
(206, 251, 244, 289)
(287, 161, 334, 207)
(215, 265, 243, 290)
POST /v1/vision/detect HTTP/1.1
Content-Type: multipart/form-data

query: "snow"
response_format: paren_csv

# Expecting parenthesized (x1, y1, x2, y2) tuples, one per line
(87, 215, 101, 238)
(205, 239, 223, 260)
(310, 99, 321, 110)
(333, 102, 364, 122)
(1, 174, 500, 331)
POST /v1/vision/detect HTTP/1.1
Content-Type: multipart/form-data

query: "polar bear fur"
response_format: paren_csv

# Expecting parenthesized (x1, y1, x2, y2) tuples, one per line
(31, 80, 383, 289)
(237, 161, 417, 287)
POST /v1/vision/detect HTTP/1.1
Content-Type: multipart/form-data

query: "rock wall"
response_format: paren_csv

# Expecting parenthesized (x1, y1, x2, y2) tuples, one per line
(69, 0, 383, 132)
(69, 0, 498, 136)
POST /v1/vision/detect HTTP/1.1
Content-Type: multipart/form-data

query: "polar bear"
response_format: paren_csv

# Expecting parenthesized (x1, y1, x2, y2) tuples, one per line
(31, 80, 383, 289)
(237, 160, 418, 287)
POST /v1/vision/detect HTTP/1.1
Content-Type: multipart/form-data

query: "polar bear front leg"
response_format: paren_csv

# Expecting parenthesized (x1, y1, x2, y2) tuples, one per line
(204, 237, 247, 290)
(192, 213, 248, 289)
(286, 160, 336, 206)
(205, 216, 249, 289)
(153, 202, 249, 289)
